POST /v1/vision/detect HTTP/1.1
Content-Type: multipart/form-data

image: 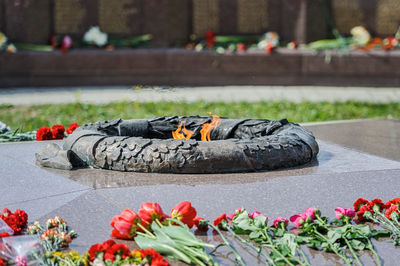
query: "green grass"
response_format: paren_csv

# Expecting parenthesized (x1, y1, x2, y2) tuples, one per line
(0, 101, 399, 131)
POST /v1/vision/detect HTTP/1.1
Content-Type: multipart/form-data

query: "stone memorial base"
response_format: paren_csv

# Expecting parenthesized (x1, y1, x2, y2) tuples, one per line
(1, 49, 400, 88)
(1, 119, 399, 264)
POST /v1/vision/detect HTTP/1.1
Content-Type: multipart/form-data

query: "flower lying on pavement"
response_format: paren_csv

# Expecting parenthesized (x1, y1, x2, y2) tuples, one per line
(335, 207, 355, 220)
(170, 201, 197, 228)
(83, 26, 108, 47)
(110, 209, 142, 239)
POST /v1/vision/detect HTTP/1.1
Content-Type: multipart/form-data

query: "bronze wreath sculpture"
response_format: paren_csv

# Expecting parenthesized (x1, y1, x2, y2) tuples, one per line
(36, 116, 319, 174)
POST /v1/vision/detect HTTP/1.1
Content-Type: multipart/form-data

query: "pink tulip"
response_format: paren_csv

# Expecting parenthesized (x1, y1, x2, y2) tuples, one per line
(335, 207, 355, 220)
(248, 211, 262, 219)
(290, 213, 308, 227)
(227, 208, 243, 220)
(62, 36, 73, 48)
(273, 217, 289, 228)
(304, 207, 318, 220)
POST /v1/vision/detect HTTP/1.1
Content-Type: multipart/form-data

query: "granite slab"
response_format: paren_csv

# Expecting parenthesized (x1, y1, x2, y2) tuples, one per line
(305, 119, 400, 162)
(1, 119, 400, 265)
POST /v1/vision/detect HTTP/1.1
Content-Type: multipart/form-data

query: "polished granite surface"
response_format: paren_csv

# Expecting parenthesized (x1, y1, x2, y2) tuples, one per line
(1, 119, 399, 265)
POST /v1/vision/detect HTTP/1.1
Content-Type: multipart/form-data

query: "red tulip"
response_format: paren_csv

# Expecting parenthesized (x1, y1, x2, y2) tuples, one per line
(110, 209, 142, 239)
(138, 202, 167, 226)
(170, 201, 197, 228)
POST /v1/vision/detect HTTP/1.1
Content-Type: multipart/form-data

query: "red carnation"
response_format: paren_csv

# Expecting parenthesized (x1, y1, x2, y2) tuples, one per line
(353, 198, 369, 211)
(141, 249, 169, 266)
(51, 124, 65, 139)
(88, 240, 117, 262)
(14, 209, 28, 228)
(170, 201, 197, 228)
(385, 198, 400, 209)
(213, 213, 227, 228)
(356, 205, 372, 221)
(0, 257, 4, 266)
(385, 205, 399, 221)
(66, 122, 80, 134)
(88, 243, 102, 261)
(1, 208, 28, 235)
(104, 243, 130, 262)
(36, 126, 53, 141)
(368, 198, 385, 213)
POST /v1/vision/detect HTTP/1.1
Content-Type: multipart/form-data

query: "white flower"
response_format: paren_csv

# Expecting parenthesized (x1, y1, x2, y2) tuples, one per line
(258, 32, 279, 49)
(83, 26, 108, 47)
(351, 26, 370, 46)
(0, 32, 8, 48)
(6, 44, 17, 53)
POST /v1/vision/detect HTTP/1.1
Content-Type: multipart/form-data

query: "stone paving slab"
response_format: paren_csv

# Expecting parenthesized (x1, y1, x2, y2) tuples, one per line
(305, 119, 400, 162)
(1, 86, 400, 105)
(1, 119, 400, 265)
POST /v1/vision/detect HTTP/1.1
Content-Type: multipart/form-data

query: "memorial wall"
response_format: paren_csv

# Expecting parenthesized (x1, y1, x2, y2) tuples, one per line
(0, 0, 399, 45)
(332, 0, 400, 36)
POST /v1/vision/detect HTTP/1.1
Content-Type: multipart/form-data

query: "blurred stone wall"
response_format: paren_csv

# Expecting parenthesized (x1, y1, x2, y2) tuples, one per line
(331, 0, 400, 36)
(0, 0, 399, 46)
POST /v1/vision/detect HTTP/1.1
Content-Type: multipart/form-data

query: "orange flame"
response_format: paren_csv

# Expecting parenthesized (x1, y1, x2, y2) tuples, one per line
(200, 115, 221, 141)
(172, 121, 194, 140)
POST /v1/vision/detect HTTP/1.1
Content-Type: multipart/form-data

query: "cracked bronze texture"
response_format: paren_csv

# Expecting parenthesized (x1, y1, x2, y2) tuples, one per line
(36, 116, 319, 173)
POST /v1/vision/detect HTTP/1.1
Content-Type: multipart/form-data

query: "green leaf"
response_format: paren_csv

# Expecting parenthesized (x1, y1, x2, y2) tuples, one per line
(134, 235, 192, 264)
(356, 224, 371, 236)
(327, 230, 342, 244)
(233, 211, 258, 233)
(370, 229, 391, 239)
(253, 215, 267, 228)
(350, 239, 365, 251)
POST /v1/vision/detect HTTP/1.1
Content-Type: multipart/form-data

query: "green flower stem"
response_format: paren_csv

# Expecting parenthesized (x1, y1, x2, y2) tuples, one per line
(208, 222, 246, 266)
(343, 237, 363, 266)
(368, 215, 400, 235)
(366, 239, 381, 266)
(374, 212, 400, 234)
(313, 231, 352, 265)
(224, 225, 274, 266)
(261, 229, 295, 266)
(137, 224, 156, 239)
(297, 245, 311, 266)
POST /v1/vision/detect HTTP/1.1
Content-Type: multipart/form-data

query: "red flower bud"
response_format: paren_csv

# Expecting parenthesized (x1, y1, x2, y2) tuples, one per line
(170, 201, 197, 228)
(193, 216, 208, 231)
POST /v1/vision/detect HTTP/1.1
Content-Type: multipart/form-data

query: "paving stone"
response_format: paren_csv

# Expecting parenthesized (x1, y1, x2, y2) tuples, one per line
(305, 119, 400, 162)
(1, 119, 400, 264)
(6, 190, 88, 221)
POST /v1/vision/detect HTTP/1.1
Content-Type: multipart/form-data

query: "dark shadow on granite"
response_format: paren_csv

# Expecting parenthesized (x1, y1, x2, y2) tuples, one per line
(39, 140, 400, 189)
(306, 119, 400, 162)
